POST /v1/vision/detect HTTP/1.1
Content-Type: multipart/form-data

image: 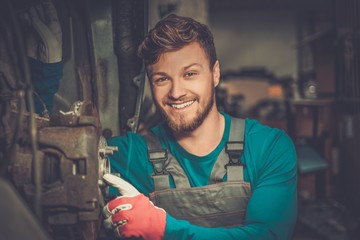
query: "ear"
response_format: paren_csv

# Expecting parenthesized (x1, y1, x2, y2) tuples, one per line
(212, 60, 220, 87)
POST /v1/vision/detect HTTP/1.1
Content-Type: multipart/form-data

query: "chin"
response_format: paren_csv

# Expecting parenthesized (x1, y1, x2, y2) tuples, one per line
(166, 115, 202, 133)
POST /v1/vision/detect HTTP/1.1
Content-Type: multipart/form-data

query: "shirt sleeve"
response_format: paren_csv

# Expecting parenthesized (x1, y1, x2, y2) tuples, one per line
(163, 130, 298, 240)
(29, 57, 63, 115)
(107, 132, 155, 196)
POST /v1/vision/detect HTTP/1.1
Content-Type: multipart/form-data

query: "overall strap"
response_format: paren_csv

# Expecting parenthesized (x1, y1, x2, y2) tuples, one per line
(142, 132, 190, 191)
(209, 117, 246, 183)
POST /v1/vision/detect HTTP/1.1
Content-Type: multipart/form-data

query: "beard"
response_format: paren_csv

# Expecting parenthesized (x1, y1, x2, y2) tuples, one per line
(156, 87, 215, 133)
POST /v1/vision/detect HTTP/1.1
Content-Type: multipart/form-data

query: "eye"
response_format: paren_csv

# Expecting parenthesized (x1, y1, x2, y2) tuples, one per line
(153, 76, 169, 85)
(184, 71, 197, 78)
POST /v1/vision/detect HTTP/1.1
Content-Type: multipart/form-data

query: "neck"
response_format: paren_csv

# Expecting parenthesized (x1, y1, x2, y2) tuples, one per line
(174, 108, 225, 156)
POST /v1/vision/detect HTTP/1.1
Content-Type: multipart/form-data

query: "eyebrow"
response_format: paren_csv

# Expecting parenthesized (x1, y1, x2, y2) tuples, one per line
(183, 63, 203, 71)
(149, 71, 168, 80)
(149, 63, 204, 79)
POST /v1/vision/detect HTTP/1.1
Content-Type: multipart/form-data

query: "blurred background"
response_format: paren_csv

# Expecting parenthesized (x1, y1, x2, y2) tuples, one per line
(1, 0, 360, 239)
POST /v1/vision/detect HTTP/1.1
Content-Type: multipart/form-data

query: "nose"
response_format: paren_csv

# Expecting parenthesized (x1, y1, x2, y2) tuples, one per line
(168, 79, 186, 100)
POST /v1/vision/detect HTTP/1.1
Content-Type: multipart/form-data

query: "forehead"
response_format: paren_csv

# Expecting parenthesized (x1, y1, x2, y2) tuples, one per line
(147, 42, 210, 74)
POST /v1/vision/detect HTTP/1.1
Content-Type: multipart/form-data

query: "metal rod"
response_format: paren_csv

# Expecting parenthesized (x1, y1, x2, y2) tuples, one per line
(5, 0, 42, 219)
(354, 0, 360, 113)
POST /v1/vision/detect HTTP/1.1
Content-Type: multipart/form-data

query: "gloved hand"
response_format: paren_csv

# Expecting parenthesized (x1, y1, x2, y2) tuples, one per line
(103, 174, 166, 240)
(21, 0, 62, 63)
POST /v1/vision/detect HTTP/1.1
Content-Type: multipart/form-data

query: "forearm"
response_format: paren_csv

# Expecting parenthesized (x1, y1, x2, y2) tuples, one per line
(164, 146, 298, 240)
(29, 58, 63, 114)
(164, 214, 288, 240)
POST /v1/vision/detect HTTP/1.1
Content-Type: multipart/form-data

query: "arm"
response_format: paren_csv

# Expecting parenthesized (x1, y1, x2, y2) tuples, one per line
(20, 0, 63, 116)
(164, 131, 297, 240)
(106, 130, 297, 239)
(28, 58, 63, 116)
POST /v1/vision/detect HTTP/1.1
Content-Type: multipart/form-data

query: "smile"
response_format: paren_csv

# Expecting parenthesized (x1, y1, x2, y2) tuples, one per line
(170, 100, 195, 109)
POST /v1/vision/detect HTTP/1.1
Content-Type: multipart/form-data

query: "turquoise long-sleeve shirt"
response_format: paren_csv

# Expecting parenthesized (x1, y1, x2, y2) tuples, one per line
(28, 58, 63, 115)
(108, 113, 297, 239)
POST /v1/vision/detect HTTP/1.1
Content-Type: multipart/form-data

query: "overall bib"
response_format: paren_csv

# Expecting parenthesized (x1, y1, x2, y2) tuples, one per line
(144, 118, 251, 228)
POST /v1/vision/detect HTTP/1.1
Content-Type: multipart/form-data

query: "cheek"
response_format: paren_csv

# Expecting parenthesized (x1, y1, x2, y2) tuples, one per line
(198, 81, 213, 98)
(152, 87, 167, 104)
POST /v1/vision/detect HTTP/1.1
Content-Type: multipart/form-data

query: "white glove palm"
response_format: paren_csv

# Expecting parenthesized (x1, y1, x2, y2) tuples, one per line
(103, 173, 140, 198)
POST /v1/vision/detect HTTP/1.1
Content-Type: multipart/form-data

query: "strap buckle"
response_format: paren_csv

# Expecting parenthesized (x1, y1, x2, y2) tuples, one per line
(225, 141, 245, 168)
(148, 149, 169, 175)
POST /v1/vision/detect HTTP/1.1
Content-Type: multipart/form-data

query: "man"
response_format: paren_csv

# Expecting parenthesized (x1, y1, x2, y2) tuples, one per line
(103, 14, 297, 240)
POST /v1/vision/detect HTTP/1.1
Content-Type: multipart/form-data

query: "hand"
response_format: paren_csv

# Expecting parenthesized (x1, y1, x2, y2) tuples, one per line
(20, 0, 62, 63)
(103, 174, 166, 240)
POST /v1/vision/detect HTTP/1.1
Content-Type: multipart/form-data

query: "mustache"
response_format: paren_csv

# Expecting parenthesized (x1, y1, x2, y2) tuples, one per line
(165, 96, 197, 103)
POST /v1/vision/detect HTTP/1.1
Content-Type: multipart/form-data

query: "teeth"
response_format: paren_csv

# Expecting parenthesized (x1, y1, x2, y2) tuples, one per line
(171, 100, 194, 109)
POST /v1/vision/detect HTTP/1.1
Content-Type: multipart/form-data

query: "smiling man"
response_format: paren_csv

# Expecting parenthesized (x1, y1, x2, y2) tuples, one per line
(104, 14, 297, 240)
(149, 41, 221, 140)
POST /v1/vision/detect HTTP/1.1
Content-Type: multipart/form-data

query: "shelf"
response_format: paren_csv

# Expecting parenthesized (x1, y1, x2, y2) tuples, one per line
(289, 97, 334, 107)
(295, 27, 333, 48)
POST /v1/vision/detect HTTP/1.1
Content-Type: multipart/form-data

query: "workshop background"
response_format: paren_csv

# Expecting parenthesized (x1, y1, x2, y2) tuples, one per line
(1, 0, 360, 239)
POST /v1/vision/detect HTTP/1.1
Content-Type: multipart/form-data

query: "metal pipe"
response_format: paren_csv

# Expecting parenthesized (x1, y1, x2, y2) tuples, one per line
(112, 0, 145, 134)
(4, 0, 42, 219)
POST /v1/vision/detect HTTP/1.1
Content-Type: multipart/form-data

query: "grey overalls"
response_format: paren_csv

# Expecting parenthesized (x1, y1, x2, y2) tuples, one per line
(143, 118, 251, 228)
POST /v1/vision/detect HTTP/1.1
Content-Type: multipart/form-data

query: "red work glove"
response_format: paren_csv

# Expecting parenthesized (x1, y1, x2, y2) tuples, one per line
(102, 174, 166, 240)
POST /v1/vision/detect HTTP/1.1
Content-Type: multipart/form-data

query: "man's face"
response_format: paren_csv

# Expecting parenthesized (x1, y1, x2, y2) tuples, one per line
(147, 42, 220, 133)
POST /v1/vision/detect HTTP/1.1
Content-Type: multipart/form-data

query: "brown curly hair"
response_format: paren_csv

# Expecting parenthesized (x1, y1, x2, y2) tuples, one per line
(138, 14, 217, 69)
